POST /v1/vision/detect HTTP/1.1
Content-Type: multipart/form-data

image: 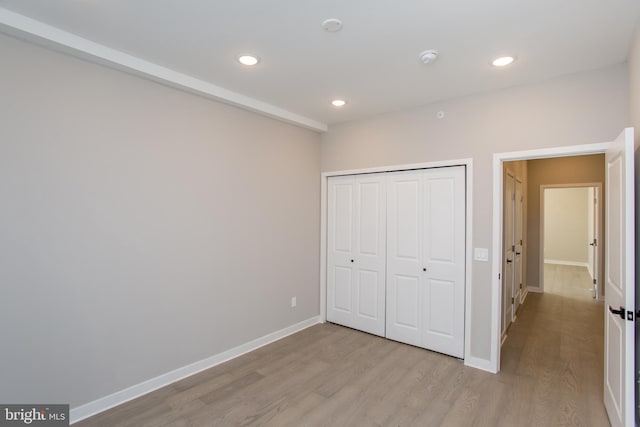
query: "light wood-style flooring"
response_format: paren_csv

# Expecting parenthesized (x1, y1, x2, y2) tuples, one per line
(77, 264, 606, 426)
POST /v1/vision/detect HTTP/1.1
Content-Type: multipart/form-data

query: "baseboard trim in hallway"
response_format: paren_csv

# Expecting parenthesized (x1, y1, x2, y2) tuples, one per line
(70, 316, 321, 424)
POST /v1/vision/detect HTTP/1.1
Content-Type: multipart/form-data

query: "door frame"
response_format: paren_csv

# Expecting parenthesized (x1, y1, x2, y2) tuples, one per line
(538, 183, 603, 297)
(491, 142, 609, 373)
(320, 158, 475, 364)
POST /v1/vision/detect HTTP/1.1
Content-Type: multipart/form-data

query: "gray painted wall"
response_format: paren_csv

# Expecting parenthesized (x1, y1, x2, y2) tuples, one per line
(320, 64, 628, 361)
(0, 34, 321, 407)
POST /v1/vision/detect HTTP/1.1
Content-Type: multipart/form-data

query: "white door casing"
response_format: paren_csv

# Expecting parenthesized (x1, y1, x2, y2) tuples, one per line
(326, 173, 387, 337)
(386, 166, 466, 358)
(603, 128, 635, 427)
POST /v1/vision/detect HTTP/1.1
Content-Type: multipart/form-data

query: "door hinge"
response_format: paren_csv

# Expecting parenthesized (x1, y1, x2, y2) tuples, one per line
(520, 239, 523, 245)
(519, 283, 522, 289)
(512, 245, 515, 252)
(511, 297, 515, 304)
(498, 273, 501, 280)
(593, 279, 596, 285)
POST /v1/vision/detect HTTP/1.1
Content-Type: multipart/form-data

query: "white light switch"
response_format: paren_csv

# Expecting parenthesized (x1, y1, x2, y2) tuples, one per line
(474, 248, 489, 262)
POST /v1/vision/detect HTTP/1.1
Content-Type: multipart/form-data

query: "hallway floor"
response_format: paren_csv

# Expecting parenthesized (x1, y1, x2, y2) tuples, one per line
(500, 263, 607, 425)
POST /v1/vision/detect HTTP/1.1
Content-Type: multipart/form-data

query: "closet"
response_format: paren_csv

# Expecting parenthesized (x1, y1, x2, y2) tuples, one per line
(326, 166, 466, 358)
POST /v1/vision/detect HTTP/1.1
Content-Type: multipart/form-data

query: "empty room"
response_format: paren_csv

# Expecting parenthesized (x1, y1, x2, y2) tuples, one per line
(1, 2, 639, 426)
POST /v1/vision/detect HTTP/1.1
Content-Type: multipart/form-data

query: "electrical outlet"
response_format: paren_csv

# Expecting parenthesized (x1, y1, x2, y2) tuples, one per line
(291, 297, 297, 308)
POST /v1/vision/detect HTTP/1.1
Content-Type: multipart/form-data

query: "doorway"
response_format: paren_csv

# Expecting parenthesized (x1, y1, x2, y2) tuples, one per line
(491, 129, 636, 427)
(540, 184, 602, 300)
(490, 142, 609, 372)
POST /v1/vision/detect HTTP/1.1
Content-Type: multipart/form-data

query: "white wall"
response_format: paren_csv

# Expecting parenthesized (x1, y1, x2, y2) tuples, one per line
(543, 187, 590, 265)
(320, 64, 628, 362)
(0, 34, 321, 408)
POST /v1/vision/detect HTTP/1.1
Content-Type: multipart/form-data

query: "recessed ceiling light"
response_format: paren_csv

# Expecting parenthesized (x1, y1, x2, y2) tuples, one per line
(492, 56, 515, 67)
(238, 55, 259, 66)
(331, 99, 346, 107)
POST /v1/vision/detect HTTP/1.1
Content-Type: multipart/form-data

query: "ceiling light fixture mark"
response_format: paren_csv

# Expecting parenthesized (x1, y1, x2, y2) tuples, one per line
(322, 18, 343, 32)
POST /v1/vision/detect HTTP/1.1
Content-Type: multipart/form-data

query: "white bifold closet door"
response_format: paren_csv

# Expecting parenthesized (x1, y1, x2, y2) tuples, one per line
(326, 173, 387, 337)
(386, 167, 466, 358)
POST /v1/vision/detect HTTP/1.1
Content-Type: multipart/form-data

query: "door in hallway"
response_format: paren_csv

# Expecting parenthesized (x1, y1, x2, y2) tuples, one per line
(502, 170, 515, 334)
(514, 178, 523, 312)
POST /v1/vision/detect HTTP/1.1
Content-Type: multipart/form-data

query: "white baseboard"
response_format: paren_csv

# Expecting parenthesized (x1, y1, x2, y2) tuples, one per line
(544, 259, 589, 269)
(520, 287, 528, 303)
(70, 316, 321, 424)
(586, 264, 594, 280)
(527, 285, 543, 293)
(464, 356, 497, 374)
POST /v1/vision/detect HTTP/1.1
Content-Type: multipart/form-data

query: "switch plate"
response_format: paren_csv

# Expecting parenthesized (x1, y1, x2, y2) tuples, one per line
(291, 297, 297, 308)
(474, 248, 489, 262)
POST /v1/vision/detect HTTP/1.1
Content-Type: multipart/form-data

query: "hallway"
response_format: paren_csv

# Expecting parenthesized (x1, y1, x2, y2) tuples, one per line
(500, 263, 607, 425)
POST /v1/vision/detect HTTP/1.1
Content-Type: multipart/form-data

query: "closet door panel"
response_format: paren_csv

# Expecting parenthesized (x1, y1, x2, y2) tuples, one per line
(357, 269, 380, 319)
(386, 171, 423, 346)
(422, 167, 465, 357)
(353, 175, 386, 335)
(327, 176, 357, 327)
(333, 266, 352, 312)
(327, 173, 386, 336)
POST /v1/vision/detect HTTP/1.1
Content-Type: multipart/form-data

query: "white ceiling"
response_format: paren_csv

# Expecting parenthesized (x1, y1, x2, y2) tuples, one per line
(1, 0, 639, 129)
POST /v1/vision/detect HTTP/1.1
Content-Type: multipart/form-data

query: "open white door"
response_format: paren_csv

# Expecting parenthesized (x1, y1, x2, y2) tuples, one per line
(603, 128, 635, 427)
